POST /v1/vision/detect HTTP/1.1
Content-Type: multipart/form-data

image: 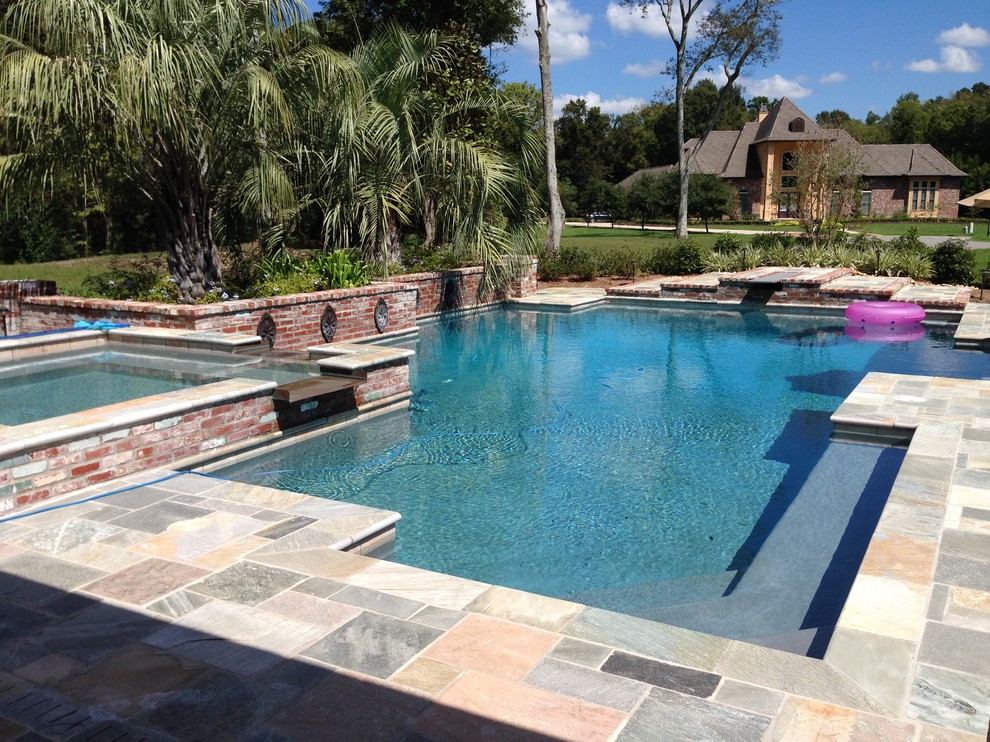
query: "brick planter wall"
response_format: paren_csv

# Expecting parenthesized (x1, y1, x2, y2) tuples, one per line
(19, 284, 418, 351)
(391, 259, 539, 316)
(16, 260, 538, 349)
(0, 280, 57, 336)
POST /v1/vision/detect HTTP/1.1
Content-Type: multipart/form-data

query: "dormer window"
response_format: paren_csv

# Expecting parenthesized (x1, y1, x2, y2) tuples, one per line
(788, 118, 805, 133)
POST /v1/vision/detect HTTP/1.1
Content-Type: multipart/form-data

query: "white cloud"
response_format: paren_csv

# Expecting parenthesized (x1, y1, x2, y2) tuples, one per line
(696, 68, 729, 86)
(740, 74, 811, 100)
(936, 22, 990, 48)
(517, 0, 592, 64)
(623, 60, 666, 77)
(553, 91, 647, 117)
(819, 71, 846, 84)
(906, 45, 981, 73)
(606, 1, 712, 39)
(606, 2, 667, 37)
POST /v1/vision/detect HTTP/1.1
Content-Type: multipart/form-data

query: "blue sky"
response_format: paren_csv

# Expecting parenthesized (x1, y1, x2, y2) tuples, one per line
(302, 1, 989, 121)
(495, 0, 989, 119)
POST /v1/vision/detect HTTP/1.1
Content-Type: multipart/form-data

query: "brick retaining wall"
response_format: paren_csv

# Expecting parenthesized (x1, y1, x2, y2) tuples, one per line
(16, 261, 538, 349)
(0, 386, 277, 513)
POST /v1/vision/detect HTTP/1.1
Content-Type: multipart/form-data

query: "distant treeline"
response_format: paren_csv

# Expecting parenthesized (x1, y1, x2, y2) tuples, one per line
(549, 80, 990, 218)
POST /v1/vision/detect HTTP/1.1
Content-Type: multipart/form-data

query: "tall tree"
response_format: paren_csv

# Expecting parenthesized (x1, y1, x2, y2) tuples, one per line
(887, 92, 929, 144)
(307, 26, 541, 287)
(621, 0, 784, 238)
(313, 0, 525, 52)
(535, 0, 564, 256)
(776, 137, 861, 248)
(0, 0, 353, 301)
(555, 99, 612, 193)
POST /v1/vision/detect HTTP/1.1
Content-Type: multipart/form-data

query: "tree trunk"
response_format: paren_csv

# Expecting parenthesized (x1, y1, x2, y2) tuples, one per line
(422, 194, 437, 248)
(535, 0, 564, 257)
(155, 153, 222, 303)
(386, 208, 402, 268)
(675, 52, 689, 240)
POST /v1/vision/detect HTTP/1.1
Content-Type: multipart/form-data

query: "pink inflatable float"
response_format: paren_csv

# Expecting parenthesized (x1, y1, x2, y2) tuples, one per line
(844, 323, 925, 343)
(845, 301, 925, 326)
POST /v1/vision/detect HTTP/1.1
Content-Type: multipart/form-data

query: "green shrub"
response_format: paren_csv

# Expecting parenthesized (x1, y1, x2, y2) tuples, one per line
(889, 226, 925, 252)
(537, 251, 563, 281)
(309, 250, 369, 288)
(713, 234, 742, 253)
(557, 246, 596, 280)
(81, 257, 170, 301)
(765, 243, 798, 267)
(931, 239, 976, 285)
(894, 250, 933, 281)
(400, 240, 460, 272)
(596, 249, 637, 278)
(647, 240, 703, 275)
(749, 233, 780, 252)
(701, 249, 738, 272)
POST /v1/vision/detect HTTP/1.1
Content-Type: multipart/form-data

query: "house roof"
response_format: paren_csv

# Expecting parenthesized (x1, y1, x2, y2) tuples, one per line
(752, 97, 827, 143)
(860, 143, 966, 177)
(619, 97, 966, 186)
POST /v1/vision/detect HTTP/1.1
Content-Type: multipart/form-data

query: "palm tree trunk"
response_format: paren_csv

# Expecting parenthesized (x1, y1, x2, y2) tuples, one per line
(536, 0, 564, 257)
(386, 209, 402, 267)
(422, 194, 437, 248)
(154, 153, 222, 303)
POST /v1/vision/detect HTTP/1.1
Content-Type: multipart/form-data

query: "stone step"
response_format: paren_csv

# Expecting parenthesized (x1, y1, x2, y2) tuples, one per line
(272, 375, 360, 403)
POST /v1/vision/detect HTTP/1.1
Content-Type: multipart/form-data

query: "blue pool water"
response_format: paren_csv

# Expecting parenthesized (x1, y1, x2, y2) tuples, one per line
(0, 347, 311, 426)
(217, 307, 989, 652)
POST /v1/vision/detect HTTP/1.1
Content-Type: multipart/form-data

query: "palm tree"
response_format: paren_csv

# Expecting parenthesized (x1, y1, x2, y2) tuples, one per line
(307, 26, 542, 289)
(0, 0, 356, 302)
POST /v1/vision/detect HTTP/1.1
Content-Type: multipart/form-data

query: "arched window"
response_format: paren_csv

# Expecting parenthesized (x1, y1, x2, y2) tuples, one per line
(788, 118, 805, 133)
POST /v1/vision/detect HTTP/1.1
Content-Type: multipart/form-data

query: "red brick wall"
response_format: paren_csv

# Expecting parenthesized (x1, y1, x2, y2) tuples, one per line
(0, 350, 411, 514)
(354, 364, 410, 407)
(864, 176, 962, 219)
(19, 284, 419, 350)
(1, 391, 277, 513)
(392, 269, 486, 315)
(938, 178, 962, 219)
(391, 259, 538, 315)
(17, 261, 538, 348)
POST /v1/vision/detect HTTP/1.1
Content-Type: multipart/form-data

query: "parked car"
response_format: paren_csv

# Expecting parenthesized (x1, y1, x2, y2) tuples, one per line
(585, 212, 613, 225)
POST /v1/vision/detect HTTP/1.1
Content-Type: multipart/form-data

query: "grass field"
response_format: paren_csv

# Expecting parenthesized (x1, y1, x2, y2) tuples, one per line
(0, 253, 165, 296)
(849, 221, 990, 242)
(561, 226, 736, 256)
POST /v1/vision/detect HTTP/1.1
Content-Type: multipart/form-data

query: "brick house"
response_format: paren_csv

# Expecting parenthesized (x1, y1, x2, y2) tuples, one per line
(619, 97, 965, 221)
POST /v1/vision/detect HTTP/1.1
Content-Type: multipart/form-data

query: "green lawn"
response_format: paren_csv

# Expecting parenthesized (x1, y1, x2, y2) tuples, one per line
(562, 226, 739, 256)
(0, 253, 165, 296)
(848, 221, 990, 242)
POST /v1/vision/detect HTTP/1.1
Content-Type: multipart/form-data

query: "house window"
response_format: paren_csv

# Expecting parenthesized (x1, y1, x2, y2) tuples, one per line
(778, 152, 799, 218)
(778, 192, 798, 218)
(788, 118, 805, 133)
(860, 190, 872, 216)
(830, 190, 842, 215)
(738, 189, 749, 216)
(911, 179, 938, 212)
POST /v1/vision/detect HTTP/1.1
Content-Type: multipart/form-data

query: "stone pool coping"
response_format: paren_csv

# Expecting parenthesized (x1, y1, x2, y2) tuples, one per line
(0, 293, 988, 738)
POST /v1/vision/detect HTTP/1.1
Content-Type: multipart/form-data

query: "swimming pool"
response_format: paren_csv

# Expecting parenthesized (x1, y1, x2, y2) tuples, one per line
(0, 346, 313, 426)
(216, 306, 989, 653)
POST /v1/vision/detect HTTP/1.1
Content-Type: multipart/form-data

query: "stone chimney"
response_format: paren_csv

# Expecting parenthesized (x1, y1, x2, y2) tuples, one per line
(758, 103, 769, 123)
